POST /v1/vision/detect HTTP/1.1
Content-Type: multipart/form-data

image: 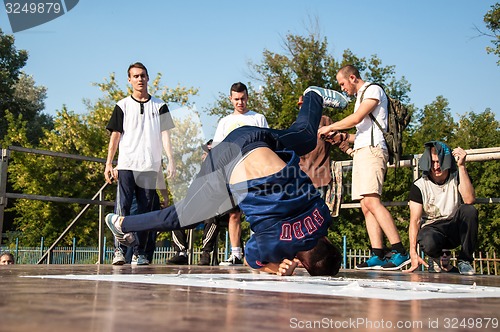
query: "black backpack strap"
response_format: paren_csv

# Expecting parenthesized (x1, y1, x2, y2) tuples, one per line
(360, 83, 386, 146)
(369, 113, 385, 133)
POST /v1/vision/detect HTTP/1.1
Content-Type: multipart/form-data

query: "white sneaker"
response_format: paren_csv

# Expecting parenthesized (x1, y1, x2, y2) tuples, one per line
(105, 213, 137, 247)
(304, 86, 348, 109)
(219, 254, 243, 266)
(112, 249, 126, 265)
(131, 254, 149, 266)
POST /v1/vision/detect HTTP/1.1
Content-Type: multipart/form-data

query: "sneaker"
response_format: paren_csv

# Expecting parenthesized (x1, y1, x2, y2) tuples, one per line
(429, 250, 455, 273)
(355, 254, 386, 270)
(304, 86, 348, 109)
(167, 252, 188, 265)
(198, 251, 211, 266)
(458, 260, 475, 275)
(131, 254, 149, 266)
(105, 213, 137, 247)
(112, 248, 126, 265)
(219, 254, 243, 266)
(381, 251, 411, 270)
(427, 257, 442, 273)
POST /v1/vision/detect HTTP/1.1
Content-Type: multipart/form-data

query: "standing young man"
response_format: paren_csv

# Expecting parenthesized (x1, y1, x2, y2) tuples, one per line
(318, 65, 410, 270)
(104, 62, 175, 265)
(212, 82, 269, 266)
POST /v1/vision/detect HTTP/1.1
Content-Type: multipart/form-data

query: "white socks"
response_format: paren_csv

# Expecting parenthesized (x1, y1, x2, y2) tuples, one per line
(231, 247, 242, 259)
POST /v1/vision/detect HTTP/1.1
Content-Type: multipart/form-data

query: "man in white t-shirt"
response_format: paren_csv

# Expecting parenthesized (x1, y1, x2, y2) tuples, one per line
(406, 141, 477, 275)
(104, 62, 175, 265)
(213, 82, 269, 266)
(318, 65, 409, 270)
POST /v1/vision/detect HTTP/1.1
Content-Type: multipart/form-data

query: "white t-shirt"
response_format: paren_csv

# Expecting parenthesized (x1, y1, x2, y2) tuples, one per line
(213, 110, 269, 144)
(411, 172, 461, 227)
(106, 95, 174, 172)
(353, 83, 388, 151)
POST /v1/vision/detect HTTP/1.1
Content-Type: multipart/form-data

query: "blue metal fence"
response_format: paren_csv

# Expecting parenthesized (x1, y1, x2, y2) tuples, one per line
(2, 238, 498, 275)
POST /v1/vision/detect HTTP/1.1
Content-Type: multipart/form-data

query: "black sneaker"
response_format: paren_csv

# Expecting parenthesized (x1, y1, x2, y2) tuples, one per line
(167, 252, 188, 265)
(198, 251, 211, 266)
(381, 251, 411, 270)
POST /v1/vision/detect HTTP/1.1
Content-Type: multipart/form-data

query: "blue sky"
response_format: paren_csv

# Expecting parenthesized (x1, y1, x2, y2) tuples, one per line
(1, 0, 498, 140)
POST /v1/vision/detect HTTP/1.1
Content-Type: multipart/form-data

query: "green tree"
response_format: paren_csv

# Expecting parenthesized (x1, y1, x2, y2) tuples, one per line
(4, 73, 199, 246)
(0, 29, 52, 144)
(407, 96, 456, 152)
(483, 3, 500, 65)
(167, 112, 205, 202)
(0, 30, 54, 239)
(452, 110, 500, 252)
(249, 33, 341, 129)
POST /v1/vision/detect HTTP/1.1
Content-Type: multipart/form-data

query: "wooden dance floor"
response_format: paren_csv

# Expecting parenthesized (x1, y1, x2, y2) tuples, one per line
(1, 264, 500, 332)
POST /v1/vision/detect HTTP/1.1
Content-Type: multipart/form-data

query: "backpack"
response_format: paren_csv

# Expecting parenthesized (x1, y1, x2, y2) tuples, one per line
(360, 83, 411, 167)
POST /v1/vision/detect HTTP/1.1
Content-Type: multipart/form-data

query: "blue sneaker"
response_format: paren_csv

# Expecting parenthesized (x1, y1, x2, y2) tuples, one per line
(381, 251, 411, 270)
(457, 260, 475, 275)
(105, 213, 137, 247)
(355, 254, 386, 270)
(304, 86, 348, 109)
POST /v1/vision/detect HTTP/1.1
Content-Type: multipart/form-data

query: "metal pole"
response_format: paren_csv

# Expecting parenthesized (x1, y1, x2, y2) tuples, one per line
(15, 237, 19, 263)
(188, 229, 194, 265)
(343, 235, 347, 269)
(40, 237, 44, 263)
(98, 190, 105, 264)
(224, 230, 229, 260)
(72, 237, 76, 264)
(102, 236, 107, 264)
(37, 181, 109, 264)
(0, 149, 10, 246)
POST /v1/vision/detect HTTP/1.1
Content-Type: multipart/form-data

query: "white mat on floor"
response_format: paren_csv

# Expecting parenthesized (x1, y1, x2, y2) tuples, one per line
(24, 273, 500, 301)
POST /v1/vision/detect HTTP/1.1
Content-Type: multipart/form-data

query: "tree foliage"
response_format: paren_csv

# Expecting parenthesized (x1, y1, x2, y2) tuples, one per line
(167, 112, 205, 202)
(407, 96, 456, 151)
(0, 29, 52, 144)
(452, 110, 500, 252)
(4, 72, 199, 246)
(484, 3, 500, 65)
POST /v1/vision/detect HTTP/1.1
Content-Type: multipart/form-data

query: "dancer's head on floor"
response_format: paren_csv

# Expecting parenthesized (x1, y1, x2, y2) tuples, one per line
(296, 236, 342, 276)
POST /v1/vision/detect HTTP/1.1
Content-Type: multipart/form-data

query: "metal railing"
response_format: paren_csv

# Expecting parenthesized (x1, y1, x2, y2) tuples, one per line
(0, 146, 115, 264)
(334, 147, 500, 210)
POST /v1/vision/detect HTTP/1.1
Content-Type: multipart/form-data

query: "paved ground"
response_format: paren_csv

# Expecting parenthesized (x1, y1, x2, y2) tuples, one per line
(1, 264, 500, 332)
